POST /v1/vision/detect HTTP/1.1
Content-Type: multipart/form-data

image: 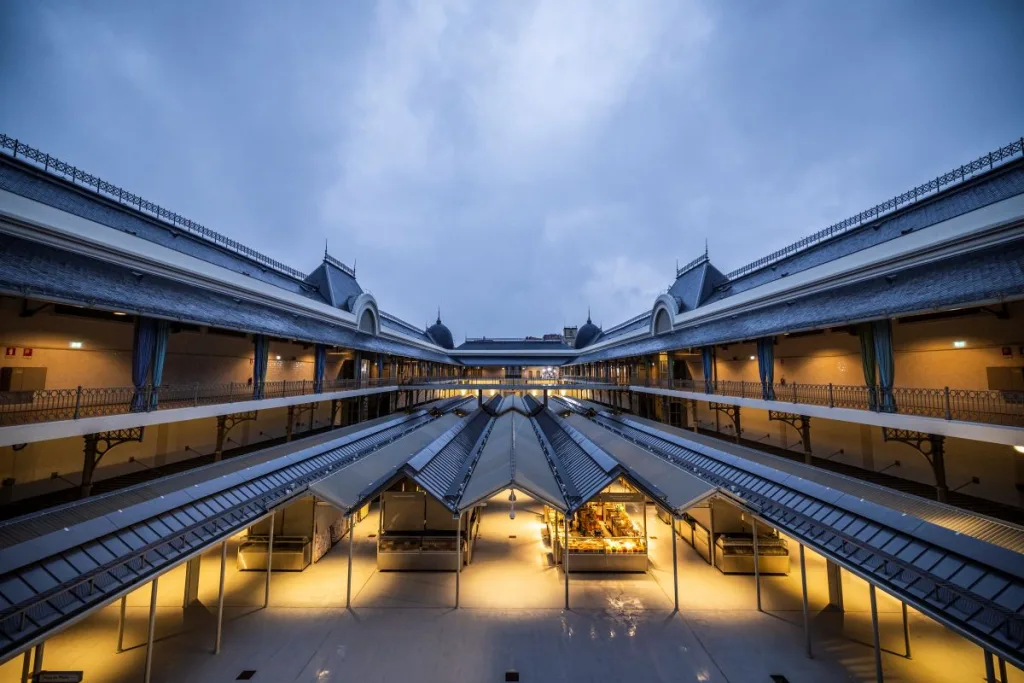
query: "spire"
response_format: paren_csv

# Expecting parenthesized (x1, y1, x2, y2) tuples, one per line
(436, 306, 442, 325)
(587, 306, 592, 324)
(704, 238, 709, 259)
(324, 239, 329, 261)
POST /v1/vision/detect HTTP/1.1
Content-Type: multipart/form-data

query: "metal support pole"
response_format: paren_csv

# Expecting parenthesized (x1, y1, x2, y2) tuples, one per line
(20, 648, 30, 683)
(799, 544, 811, 659)
(264, 511, 275, 608)
(671, 515, 679, 611)
(215, 540, 227, 654)
(144, 578, 158, 683)
(998, 657, 1007, 683)
(31, 642, 44, 679)
(708, 503, 716, 568)
(984, 651, 996, 683)
(346, 513, 354, 608)
(456, 511, 463, 608)
(870, 584, 883, 683)
(752, 519, 761, 612)
(564, 513, 570, 609)
(901, 601, 911, 659)
(116, 594, 127, 653)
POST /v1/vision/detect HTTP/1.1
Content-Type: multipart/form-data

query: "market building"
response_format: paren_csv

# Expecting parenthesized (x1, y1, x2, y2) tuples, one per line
(1, 133, 1023, 682)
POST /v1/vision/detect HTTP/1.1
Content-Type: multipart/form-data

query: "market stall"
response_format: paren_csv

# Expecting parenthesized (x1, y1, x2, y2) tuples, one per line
(545, 477, 648, 572)
(377, 481, 480, 571)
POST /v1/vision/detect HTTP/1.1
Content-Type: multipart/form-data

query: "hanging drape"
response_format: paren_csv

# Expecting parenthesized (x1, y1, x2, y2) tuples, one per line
(149, 320, 169, 409)
(130, 317, 158, 411)
(858, 323, 877, 410)
(313, 343, 327, 393)
(872, 319, 896, 412)
(253, 334, 270, 399)
(701, 347, 714, 394)
(756, 337, 776, 400)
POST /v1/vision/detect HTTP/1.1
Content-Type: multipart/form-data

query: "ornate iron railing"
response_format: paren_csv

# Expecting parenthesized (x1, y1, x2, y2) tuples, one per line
(675, 251, 709, 278)
(726, 137, 1024, 280)
(399, 378, 622, 388)
(0, 377, 399, 427)
(636, 378, 1024, 428)
(602, 311, 652, 336)
(0, 133, 309, 281)
(323, 253, 356, 277)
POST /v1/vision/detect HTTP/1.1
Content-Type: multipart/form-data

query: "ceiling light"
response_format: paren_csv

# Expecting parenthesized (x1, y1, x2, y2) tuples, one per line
(276, 355, 282, 360)
(113, 311, 126, 316)
(69, 341, 83, 349)
(953, 340, 966, 348)
(749, 355, 756, 360)
(1014, 445, 1024, 455)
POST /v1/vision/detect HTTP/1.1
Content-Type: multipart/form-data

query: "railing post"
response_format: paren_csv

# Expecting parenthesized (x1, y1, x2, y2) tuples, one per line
(302, 379, 307, 395)
(791, 383, 797, 404)
(828, 383, 834, 408)
(73, 385, 82, 419)
(943, 386, 952, 420)
(193, 382, 200, 406)
(740, 381, 745, 399)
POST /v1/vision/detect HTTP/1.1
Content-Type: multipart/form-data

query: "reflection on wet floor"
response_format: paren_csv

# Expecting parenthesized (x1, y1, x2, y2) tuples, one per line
(1, 493, 1019, 682)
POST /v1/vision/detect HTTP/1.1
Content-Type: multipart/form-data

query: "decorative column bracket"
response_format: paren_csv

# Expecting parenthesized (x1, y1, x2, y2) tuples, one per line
(82, 427, 146, 497)
(215, 411, 258, 461)
(769, 411, 812, 459)
(709, 402, 742, 443)
(882, 428, 948, 502)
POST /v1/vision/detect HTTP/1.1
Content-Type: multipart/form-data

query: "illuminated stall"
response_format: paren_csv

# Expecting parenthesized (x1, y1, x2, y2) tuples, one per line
(545, 477, 649, 572)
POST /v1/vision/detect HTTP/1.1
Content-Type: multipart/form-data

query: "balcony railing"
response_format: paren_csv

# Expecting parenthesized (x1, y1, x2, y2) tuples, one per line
(0, 378, 398, 427)
(635, 378, 1024, 428)
(398, 377, 624, 387)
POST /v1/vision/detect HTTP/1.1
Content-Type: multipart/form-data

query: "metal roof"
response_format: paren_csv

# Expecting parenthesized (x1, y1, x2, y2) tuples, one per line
(405, 404, 496, 509)
(0, 399, 470, 660)
(528, 407, 618, 511)
(628, 414, 1024, 556)
(583, 409, 1024, 667)
(0, 233, 456, 365)
(574, 239, 1024, 363)
(308, 413, 462, 513)
(0, 154, 320, 301)
(457, 412, 567, 511)
(456, 339, 571, 351)
(720, 145, 1024, 287)
(564, 411, 715, 513)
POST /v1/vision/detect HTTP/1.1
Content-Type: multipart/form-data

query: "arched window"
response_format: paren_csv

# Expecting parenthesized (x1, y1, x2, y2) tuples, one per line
(358, 309, 376, 334)
(654, 308, 672, 335)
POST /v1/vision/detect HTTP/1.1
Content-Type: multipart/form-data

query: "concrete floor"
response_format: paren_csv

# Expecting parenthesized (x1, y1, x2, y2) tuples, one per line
(1, 495, 1019, 682)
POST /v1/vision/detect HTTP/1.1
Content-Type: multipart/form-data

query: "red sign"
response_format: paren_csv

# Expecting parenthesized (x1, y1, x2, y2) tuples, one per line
(22, 348, 33, 357)
(4, 347, 14, 357)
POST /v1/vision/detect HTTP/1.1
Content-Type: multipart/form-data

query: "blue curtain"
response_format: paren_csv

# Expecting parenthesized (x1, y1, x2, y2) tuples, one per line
(253, 334, 270, 399)
(149, 320, 169, 409)
(313, 344, 327, 393)
(858, 323, 877, 410)
(757, 337, 776, 400)
(701, 347, 714, 394)
(873, 319, 896, 412)
(130, 317, 158, 411)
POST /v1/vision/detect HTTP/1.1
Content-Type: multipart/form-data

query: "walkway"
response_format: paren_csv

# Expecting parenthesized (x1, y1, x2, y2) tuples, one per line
(2, 495, 1017, 682)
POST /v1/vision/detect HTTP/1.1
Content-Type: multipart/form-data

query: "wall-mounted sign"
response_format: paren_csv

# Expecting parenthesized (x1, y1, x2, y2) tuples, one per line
(36, 672, 84, 683)
(22, 348, 33, 357)
(4, 347, 15, 357)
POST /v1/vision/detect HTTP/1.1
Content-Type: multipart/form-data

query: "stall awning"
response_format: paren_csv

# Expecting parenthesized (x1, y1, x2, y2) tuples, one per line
(458, 413, 568, 511)
(309, 414, 461, 513)
(566, 414, 717, 513)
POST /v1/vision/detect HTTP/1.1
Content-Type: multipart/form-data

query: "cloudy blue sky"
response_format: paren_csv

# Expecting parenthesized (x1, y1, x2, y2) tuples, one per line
(2, 1, 1022, 340)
